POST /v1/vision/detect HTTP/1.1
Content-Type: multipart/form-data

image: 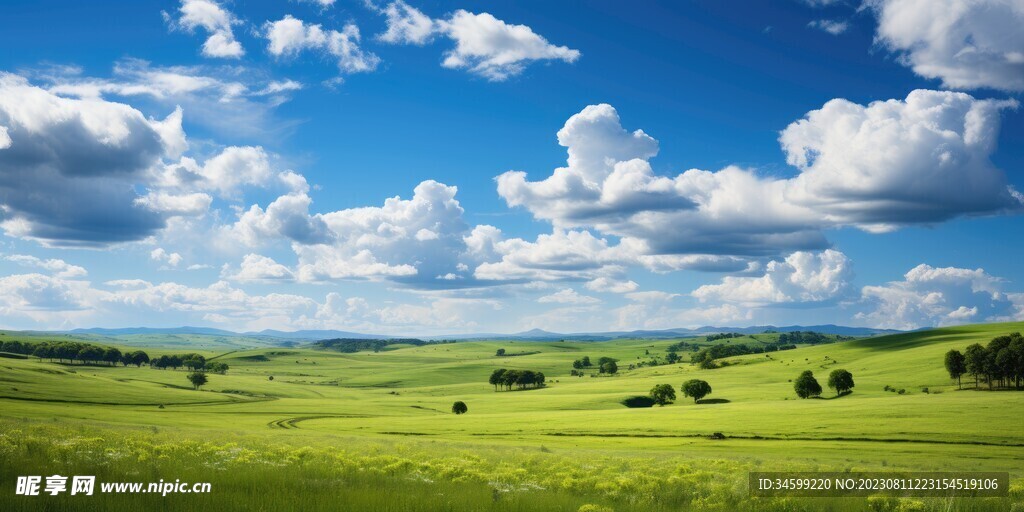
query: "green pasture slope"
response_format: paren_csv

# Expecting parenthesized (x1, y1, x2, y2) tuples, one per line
(2, 323, 1023, 511)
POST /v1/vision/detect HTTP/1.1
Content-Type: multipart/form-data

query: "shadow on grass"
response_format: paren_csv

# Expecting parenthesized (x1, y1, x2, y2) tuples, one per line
(814, 390, 853, 400)
(695, 398, 730, 405)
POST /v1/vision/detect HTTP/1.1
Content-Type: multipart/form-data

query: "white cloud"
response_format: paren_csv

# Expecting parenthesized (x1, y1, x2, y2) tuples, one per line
(473, 229, 629, 283)
(868, 0, 1024, 91)
(0, 73, 185, 246)
(224, 253, 294, 281)
(0, 274, 91, 321)
(624, 291, 678, 303)
(4, 255, 87, 278)
(858, 263, 1024, 330)
(166, 0, 244, 58)
(498, 96, 1021, 260)
(692, 250, 852, 306)
(584, 277, 639, 293)
(808, 19, 848, 35)
(135, 191, 212, 216)
(372, 2, 580, 80)
(537, 288, 600, 304)
(264, 16, 380, 74)
(376, 0, 438, 45)
(150, 248, 184, 268)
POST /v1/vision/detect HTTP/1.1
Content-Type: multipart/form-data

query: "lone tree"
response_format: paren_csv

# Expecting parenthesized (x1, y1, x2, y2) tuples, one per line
(681, 379, 712, 403)
(944, 350, 967, 389)
(495, 348, 506, 356)
(451, 401, 468, 415)
(187, 371, 208, 390)
(649, 384, 676, 406)
(827, 369, 855, 396)
(600, 360, 618, 375)
(794, 370, 822, 399)
(581, 356, 592, 367)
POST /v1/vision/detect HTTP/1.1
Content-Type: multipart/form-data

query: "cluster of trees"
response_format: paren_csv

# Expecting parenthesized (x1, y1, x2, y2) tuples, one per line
(314, 338, 454, 353)
(3, 340, 151, 367)
(488, 369, 546, 390)
(648, 379, 713, 406)
(776, 331, 836, 345)
(666, 341, 700, 352)
(150, 353, 229, 374)
(691, 343, 796, 368)
(705, 333, 744, 342)
(571, 356, 619, 374)
(794, 369, 854, 398)
(945, 333, 1024, 389)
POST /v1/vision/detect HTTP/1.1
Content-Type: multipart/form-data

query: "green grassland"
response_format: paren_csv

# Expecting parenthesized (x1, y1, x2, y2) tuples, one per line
(2, 323, 1023, 511)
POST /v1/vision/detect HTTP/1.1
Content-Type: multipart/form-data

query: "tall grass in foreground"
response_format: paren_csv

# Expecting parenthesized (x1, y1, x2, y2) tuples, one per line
(0, 419, 1020, 512)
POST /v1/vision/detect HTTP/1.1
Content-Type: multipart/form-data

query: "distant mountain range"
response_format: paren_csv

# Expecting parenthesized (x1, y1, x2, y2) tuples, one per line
(57, 324, 901, 342)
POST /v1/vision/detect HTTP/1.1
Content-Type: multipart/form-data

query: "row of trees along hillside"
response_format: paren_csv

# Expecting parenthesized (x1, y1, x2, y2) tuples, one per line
(2, 340, 149, 367)
(945, 332, 1024, 389)
(313, 338, 456, 353)
(488, 369, 546, 390)
(0, 340, 228, 374)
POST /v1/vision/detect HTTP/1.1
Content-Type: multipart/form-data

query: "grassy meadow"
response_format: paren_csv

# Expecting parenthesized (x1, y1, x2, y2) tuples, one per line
(2, 323, 1024, 511)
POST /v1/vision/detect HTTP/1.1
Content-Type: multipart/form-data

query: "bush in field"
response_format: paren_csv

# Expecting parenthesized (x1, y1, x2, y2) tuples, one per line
(649, 384, 676, 406)
(794, 370, 822, 399)
(187, 372, 208, 390)
(827, 369, 855, 396)
(681, 379, 712, 403)
(495, 348, 505, 356)
(451, 401, 467, 415)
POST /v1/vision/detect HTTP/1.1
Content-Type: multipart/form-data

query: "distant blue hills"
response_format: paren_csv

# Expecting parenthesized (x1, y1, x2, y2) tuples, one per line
(55, 324, 901, 342)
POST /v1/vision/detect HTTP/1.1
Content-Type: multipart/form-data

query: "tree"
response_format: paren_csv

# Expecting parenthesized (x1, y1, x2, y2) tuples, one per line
(597, 357, 618, 366)
(187, 372, 208, 390)
(131, 351, 150, 368)
(964, 343, 988, 388)
(451, 401, 468, 415)
(649, 384, 676, 406)
(944, 350, 967, 389)
(581, 356, 592, 367)
(495, 348, 506, 356)
(77, 346, 104, 364)
(103, 348, 122, 366)
(572, 359, 584, 369)
(600, 361, 618, 374)
(182, 354, 206, 371)
(681, 379, 712, 403)
(666, 351, 680, 364)
(489, 369, 507, 391)
(794, 370, 822, 399)
(206, 362, 229, 374)
(827, 369, 855, 396)
(32, 344, 53, 361)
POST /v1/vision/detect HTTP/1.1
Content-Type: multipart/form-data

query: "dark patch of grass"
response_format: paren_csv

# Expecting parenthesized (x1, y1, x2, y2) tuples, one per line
(621, 396, 656, 408)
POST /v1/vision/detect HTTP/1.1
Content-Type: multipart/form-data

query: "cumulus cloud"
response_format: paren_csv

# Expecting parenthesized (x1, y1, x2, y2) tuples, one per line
(498, 95, 1020, 260)
(808, 19, 848, 35)
(584, 277, 639, 293)
(4, 255, 87, 278)
(37, 59, 302, 139)
(473, 229, 630, 283)
(165, 0, 244, 58)
(692, 250, 852, 306)
(868, 0, 1024, 91)
(372, 1, 580, 80)
(223, 253, 294, 281)
(150, 248, 184, 268)
(264, 16, 380, 74)
(0, 273, 92, 322)
(537, 288, 600, 304)
(375, 0, 438, 45)
(0, 73, 186, 246)
(858, 264, 1024, 330)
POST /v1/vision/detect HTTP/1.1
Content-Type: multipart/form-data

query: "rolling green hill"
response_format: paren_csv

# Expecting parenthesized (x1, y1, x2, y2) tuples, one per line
(2, 322, 1023, 511)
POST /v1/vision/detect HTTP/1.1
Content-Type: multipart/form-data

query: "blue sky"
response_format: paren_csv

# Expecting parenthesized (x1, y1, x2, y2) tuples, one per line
(0, 0, 1022, 334)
